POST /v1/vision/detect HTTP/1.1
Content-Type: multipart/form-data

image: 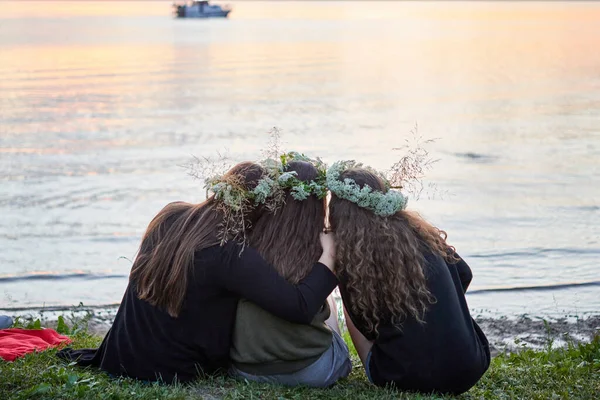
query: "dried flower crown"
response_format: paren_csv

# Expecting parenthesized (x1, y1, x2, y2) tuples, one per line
(202, 172, 277, 245)
(326, 160, 408, 217)
(203, 151, 327, 244)
(206, 151, 327, 207)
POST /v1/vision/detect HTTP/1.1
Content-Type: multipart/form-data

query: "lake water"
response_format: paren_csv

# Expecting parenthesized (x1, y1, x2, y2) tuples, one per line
(1, 1, 599, 318)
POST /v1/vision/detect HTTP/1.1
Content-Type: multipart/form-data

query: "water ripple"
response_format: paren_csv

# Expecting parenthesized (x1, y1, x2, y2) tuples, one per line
(469, 248, 600, 259)
(0, 272, 128, 283)
(468, 280, 600, 295)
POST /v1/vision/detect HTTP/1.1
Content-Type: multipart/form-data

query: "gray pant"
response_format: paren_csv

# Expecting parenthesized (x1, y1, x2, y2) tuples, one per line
(230, 330, 352, 388)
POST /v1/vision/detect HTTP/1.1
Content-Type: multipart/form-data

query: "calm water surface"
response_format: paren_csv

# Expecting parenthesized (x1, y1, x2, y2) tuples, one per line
(1, 2, 599, 317)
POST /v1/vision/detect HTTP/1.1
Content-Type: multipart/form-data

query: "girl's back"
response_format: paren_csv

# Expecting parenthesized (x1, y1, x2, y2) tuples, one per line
(58, 161, 339, 383)
(231, 299, 332, 375)
(229, 160, 351, 386)
(340, 250, 490, 394)
(71, 212, 337, 383)
(328, 164, 490, 395)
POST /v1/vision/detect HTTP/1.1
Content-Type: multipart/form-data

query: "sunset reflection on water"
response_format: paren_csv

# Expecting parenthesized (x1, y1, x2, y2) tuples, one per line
(1, 2, 599, 316)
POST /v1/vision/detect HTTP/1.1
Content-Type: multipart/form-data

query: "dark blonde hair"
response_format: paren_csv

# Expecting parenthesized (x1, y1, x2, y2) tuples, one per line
(329, 168, 455, 334)
(249, 161, 325, 283)
(130, 162, 266, 317)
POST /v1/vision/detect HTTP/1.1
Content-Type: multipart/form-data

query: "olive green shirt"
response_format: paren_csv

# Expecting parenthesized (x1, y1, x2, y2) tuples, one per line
(230, 299, 333, 375)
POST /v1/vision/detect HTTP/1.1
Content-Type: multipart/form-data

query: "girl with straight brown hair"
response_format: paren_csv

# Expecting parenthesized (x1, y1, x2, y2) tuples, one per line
(59, 161, 339, 384)
(327, 162, 490, 395)
(229, 159, 351, 387)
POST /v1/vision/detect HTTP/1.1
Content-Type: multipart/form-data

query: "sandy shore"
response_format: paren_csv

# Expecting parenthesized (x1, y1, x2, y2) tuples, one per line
(2, 304, 598, 356)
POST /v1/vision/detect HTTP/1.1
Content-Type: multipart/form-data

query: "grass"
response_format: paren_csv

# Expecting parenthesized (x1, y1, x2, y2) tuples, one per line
(1, 320, 599, 400)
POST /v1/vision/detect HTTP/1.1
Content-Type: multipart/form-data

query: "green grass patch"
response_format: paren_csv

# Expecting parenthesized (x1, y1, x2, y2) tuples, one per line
(1, 326, 599, 399)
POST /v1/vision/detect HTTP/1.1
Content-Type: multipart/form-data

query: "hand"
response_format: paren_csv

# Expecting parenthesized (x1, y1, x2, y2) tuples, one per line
(318, 232, 336, 272)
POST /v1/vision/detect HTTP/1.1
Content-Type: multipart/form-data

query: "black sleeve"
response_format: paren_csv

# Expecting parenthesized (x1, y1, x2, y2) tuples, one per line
(452, 252, 473, 293)
(213, 246, 338, 324)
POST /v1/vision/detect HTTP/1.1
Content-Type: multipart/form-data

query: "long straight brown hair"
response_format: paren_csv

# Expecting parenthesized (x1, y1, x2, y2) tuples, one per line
(248, 161, 325, 284)
(130, 161, 266, 317)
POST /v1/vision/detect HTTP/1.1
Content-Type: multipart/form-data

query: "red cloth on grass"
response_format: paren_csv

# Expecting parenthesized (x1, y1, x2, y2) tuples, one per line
(0, 328, 72, 361)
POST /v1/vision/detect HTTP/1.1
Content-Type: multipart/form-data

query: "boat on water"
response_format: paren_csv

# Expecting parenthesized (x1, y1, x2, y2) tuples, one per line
(173, 1, 231, 19)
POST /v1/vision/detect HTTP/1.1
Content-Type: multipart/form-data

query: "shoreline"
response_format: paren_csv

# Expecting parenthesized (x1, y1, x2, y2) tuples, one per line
(3, 304, 599, 356)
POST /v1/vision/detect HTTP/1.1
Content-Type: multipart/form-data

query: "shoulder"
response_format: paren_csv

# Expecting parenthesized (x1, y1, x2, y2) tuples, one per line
(195, 242, 265, 265)
(422, 250, 447, 273)
(421, 250, 457, 290)
(193, 244, 224, 267)
(423, 250, 443, 265)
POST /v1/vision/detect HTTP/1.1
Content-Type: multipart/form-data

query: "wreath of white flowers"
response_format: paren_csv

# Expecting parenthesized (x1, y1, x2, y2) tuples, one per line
(203, 151, 328, 243)
(326, 160, 408, 217)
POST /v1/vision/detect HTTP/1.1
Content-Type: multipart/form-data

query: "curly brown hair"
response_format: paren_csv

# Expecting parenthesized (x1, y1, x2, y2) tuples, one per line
(329, 167, 456, 335)
(249, 161, 325, 284)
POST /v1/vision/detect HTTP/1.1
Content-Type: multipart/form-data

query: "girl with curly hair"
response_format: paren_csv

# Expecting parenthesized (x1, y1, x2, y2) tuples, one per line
(328, 164, 490, 395)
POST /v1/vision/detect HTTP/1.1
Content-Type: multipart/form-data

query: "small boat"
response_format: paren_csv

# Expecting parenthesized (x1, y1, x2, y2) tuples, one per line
(173, 1, 231, 19)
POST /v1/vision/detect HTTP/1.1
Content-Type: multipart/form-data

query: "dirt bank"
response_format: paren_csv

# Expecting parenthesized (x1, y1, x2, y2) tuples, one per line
(3, 305, 598, 355)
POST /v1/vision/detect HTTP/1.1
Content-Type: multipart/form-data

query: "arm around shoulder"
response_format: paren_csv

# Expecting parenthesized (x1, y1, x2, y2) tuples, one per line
(214, 245, 338, 324)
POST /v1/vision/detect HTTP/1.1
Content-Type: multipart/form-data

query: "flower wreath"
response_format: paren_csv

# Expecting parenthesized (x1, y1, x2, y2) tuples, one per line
(204, 151, 327, 244)
(203, 172, 277, 245)
(264, 151, 328, 201)
(326, 160, 408, 217)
